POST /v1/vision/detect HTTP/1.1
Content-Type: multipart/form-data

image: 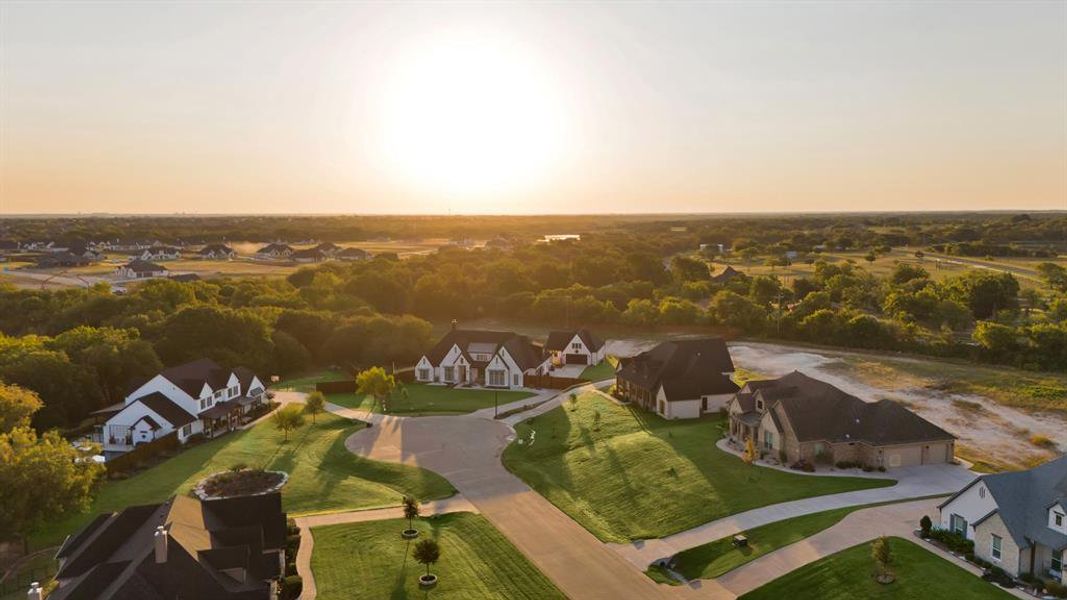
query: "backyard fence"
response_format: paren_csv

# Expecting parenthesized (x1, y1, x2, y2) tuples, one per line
(524, 374, 587, 390)
(106, 431, 179, 475)
(314, 380, 356, 394)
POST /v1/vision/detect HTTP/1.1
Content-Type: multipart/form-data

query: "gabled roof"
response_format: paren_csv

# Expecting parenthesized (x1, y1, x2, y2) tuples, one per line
(256, 243, 292, 254)
(545, 329, 605, 353)
(135, 392, 196, 428)
(122, 259, 166, 273)
(745, 371, 955, 447)
(198, 243, 234, 255)
(337, 247, 369, 258)
(712, 265, 743, 282)
(52, 493, 286, 600)
(291, 247, 325, 259)
(954, 454, 1067, 550)
(617, 338, 735, 393)
(130, 358, 232, 399)
(313, 242, 341, 253)
(424, 329, 546, 370)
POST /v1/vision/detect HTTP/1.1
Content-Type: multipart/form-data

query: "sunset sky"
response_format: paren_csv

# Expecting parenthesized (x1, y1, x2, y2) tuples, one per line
(1, 1, 1064, 215)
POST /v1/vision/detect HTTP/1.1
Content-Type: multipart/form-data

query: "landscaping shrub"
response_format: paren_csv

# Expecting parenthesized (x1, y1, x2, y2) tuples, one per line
(834, 460, 861, 469)
(926, 528, 974, 554)
(281, 575, 302, 600)
(790, 460, 815, 473)
(919, 515, 932, 537)
(1046, 579, 1067, 598)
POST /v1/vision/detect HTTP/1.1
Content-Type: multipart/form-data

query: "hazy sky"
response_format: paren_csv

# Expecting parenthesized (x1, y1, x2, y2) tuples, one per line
(1, 1, 1064, 215)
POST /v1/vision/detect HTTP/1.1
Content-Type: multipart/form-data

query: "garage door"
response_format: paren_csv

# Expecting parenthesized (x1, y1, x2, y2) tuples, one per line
(886, 445, 924, 468)
(564, 353, 588, 365)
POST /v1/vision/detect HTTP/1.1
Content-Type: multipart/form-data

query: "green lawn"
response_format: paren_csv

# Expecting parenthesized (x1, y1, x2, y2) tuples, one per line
(311, 512, 565, 600)
(274, 369, 348, 392)
(579, 356, 618, 382)
(667, 502, 895, 581)
(502, 393, 894, 543)
(31, 413, 454, 550)
(327, 383, 535, 415)
(739, 537, 1013, 600)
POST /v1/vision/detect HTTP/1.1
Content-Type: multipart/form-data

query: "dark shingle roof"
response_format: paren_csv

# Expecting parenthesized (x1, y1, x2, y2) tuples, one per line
(337, 247, 369, 258)
(291, 247, 325, 260)
(256, 243, 292, 254)
(424, 329, 545, 370)
(52, 493, 286, 600)
(751, 371, 955, 446)
(123, 259, 166, 273)
(130, 358, 232, 399)
(616, 338, 736, 398)
(198, 243, 234, 255)
(136, 392, 196, 428)
(953, 455, 1067, 550)
(545, 329, 605, 353)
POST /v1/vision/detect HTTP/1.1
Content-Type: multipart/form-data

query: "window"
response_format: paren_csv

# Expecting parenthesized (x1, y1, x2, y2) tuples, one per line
(213, 389, 224, 400)
(181, 424, 192, 437)
(229, 385, 239, 397)
(200, 397, 213, 411)
(571, 342, 582, 351)
(443, 366, 454, 382)
(763, 431, 774, 451)
(756, 399, 764, 411)
(512, 373, 520, 387)
(950, 514, 968, 536)
(418, 368, 430, 381)
(1055, 512, 1064, 527)
(1052, 549, 1062, 573)
(990, 534, 1002, 561)
(488, 370, 505, 387)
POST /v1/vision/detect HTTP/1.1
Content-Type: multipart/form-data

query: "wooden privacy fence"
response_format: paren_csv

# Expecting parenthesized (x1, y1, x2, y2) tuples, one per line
(106, 431, 179, 475)
(524, 374, 586, 390)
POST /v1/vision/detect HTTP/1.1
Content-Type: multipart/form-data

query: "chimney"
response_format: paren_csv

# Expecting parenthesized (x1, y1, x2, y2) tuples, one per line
(27, 582, 42, 600)
(451, 319, 458, 331)
(154, 525, 168, 563)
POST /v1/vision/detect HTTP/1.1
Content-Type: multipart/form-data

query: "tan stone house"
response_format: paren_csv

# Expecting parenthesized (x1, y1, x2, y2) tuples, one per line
(727, 371, 955, 468)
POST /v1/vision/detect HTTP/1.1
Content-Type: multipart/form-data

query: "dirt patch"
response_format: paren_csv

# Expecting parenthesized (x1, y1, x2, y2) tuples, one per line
(727, 342, 1067, 472)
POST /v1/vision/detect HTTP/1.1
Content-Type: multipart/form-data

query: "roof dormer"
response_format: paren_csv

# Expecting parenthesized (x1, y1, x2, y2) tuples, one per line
(1050, 502, 1066, 534)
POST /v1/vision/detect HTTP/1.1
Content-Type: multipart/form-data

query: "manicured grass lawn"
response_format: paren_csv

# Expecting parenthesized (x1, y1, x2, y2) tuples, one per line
(275, 369, 349, 392)
(31, 413, 453, 550)
(667, 502, 895, 581)
(739, 536, 1013, 599)
(579, 356, 618, 382)
(502, 393, 894, 543)
(311, 512, 565, 600)
(327, 383, 535, 415)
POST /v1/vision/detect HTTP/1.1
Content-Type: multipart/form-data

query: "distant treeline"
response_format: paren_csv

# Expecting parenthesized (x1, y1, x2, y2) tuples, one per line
(1, 212, 1064, 251)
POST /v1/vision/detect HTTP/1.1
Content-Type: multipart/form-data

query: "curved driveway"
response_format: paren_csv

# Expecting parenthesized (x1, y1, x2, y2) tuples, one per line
(295, 387, 973, 600)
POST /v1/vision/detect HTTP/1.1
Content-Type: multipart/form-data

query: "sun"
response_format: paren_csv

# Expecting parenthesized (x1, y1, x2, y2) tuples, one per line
(373, 34, 569, 201)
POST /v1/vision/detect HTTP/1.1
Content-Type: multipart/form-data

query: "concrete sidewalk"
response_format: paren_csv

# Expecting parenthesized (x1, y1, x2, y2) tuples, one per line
(610, 459, 976, 569)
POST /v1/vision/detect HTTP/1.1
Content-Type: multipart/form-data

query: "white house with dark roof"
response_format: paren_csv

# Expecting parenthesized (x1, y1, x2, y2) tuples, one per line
(95, 359, 265, 458)
(615, 338, 738, 419)
(415, 325, 551, 390)
(255, 243, 293, 259)
(137, 245, 181, 261)
(197, 243, 236, 259)
(938, 454, 1066, 581)
(544, 329, 605, 366)
(116, 259, 168, 279)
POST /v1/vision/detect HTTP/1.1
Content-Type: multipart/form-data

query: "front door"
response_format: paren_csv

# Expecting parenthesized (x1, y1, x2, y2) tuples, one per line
(458, 365, 468, 384)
